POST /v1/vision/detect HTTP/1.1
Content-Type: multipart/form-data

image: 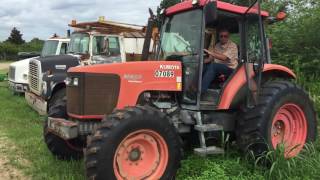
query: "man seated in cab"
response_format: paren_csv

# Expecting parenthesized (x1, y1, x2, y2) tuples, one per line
(201, 29, 238, 94)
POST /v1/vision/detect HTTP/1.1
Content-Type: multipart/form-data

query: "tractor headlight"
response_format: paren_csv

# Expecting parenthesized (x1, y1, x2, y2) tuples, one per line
(73, 78, 79, 86)
(65, 77, 72, 85)
(65, 77, 79, 86)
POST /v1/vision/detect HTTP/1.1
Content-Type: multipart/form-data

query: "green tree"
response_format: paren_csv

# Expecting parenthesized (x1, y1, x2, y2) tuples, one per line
(157, 0, 180, 13)
(6, 27, 25, 45)
(221, 0, 254, 6)
(266, 0, 320, 78)
(0, 42, 19, 60)
(21, 38, 44, 52)
(29, 38, 43, 44)
(156, 0, 180, 26)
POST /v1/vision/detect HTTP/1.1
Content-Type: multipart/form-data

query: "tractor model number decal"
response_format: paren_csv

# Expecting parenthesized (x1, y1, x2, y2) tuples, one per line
(155, 70, 175, 78)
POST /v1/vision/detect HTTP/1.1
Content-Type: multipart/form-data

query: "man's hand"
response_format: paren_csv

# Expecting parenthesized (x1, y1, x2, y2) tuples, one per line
(204, 49, 228, 61)
(204, 49, 214, 56)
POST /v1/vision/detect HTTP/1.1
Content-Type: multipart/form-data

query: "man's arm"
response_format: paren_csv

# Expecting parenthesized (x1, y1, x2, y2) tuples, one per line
(204, 49, 229, 61)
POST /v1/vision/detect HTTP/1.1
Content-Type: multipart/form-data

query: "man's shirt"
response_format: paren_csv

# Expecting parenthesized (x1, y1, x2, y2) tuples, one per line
(214, 40, 238, 69)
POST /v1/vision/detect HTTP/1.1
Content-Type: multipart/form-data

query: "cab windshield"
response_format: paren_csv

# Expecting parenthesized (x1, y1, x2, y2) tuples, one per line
(158, 9, 203, 60)
(41, 40, 58, 57)
(68, 33, 90, 54)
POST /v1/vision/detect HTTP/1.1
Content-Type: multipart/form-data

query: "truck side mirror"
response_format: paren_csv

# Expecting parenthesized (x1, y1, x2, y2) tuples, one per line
(204, 1, 218, 26)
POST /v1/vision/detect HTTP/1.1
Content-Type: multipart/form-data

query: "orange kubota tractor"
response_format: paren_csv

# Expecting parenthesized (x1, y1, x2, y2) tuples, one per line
(45, 0, 317, 179)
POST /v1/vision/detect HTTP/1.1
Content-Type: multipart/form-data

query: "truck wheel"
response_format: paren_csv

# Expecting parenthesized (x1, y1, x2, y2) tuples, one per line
(237, 81, 317, 158)
(44, 89, 83, 160)
(85, 106, 183, 180)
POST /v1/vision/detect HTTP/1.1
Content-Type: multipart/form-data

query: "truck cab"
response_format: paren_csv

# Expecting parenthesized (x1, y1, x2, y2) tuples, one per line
(68, 31, 125, 65)
(25, 19, 148, 115)
(8, 38, 69, 93)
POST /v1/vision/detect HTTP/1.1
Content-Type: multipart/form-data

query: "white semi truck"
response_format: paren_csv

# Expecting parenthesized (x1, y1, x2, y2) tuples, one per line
(8, 38, 70, 93)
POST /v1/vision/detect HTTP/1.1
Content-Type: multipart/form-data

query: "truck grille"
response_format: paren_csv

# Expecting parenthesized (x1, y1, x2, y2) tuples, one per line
(29, 60, 42, 95)
(67, 73, 120, 117)
(8, 66, 15, 81)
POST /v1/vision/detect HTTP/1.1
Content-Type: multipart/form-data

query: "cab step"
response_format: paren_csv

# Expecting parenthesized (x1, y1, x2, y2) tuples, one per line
(194, 146, 225, 156)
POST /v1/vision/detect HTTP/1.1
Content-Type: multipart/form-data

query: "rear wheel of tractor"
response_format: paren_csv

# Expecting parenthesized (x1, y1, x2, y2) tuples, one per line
(237, 81, 317, 158)
(44, 89, 83, 160)
(85, 106, 183, 180)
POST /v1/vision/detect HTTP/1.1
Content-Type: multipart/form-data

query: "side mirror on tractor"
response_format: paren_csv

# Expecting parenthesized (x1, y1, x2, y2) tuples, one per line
(268, 11, 287, 24)
(276, 11, 287, 21)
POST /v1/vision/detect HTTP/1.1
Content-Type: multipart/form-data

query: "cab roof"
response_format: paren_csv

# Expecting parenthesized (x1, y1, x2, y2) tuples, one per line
(166, 0, 269, 17)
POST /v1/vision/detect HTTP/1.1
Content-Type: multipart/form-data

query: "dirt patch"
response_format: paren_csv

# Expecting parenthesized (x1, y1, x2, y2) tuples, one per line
(0, 133, 30, 180)
(0, 62, 11, 70)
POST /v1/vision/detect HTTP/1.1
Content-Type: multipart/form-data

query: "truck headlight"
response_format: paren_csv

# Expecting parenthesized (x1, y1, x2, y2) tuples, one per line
(42, 82, 47, 94)
(73, 78, 79, 86)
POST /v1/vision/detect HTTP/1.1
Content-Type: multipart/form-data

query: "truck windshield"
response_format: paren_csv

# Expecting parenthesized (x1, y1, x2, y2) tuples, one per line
(158, 9, 203, 60)
(69, 33, 90, 54)
(41, 40, 58, 57)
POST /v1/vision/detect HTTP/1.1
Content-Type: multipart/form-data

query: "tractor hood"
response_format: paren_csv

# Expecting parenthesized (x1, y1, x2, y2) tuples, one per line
(68, 61, 182, 80)
(68, 61, 183, 111)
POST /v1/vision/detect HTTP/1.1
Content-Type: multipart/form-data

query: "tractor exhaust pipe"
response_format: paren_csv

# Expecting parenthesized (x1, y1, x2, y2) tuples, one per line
(141, 8, 156, 61)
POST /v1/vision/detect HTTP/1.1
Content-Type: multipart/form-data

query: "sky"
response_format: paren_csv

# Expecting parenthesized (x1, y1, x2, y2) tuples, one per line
(0, 0, 162, 41)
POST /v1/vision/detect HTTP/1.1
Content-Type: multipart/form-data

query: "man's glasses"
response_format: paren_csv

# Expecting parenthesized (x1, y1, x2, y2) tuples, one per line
(220, 34, 229, 38)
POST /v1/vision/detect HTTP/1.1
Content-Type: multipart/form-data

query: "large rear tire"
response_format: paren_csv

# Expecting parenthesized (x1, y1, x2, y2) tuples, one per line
(44, 89, 83, 160)
(236, 81, 317, 158)
(85, 106, 183, 180)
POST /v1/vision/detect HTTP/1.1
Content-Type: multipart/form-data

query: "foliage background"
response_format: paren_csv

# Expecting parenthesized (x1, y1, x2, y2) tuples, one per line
(0, 27, 44, 61)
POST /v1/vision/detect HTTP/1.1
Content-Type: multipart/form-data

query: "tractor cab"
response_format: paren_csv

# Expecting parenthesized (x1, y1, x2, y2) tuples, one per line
(157, 0, 269, 110)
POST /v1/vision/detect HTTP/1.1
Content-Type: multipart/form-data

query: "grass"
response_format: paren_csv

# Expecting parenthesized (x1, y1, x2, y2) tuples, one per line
(0, 65, 319, 179)
(0, 83, 265, 179)
(0, 60, 14, 63)
(0, 82, 84, 179)
(0, 69, 8, 74)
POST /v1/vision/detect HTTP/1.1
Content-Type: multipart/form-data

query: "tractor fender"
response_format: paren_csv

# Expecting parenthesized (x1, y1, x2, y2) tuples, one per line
(50, 82, 66, 99)
(42, 72, 66, 101)
(217, 64, 296, 110)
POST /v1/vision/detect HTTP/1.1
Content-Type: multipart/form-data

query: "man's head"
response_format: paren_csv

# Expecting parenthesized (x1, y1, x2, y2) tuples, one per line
(219, 29, 230, 45)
